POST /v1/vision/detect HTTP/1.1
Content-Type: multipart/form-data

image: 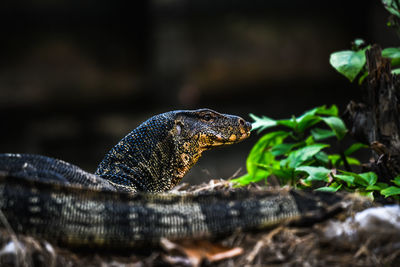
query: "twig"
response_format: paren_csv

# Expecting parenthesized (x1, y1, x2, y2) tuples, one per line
(245, 226, 284, 265)
(227, 168, 242, 180)
(354, 237, 372, 259)
(191, 180, 232, 194)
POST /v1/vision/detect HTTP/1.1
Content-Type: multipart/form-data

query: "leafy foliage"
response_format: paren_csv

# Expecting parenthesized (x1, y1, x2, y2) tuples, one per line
(323, 1, 400, 199)
(233, 105, 400, 199)
(237, 1, 400, 199)
(329, 41, 400, 84)
(330, 1, 400, 84)
(382, 0, 400, 18)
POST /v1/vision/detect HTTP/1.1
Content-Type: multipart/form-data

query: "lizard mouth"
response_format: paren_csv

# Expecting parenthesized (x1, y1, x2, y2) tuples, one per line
(226, 131, 251, 143)
(200, 130, 251, 149)
(199, 120, 252, 149)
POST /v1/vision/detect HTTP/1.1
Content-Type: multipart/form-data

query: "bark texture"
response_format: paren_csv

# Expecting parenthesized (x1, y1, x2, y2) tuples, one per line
(346, 44, 400, 181)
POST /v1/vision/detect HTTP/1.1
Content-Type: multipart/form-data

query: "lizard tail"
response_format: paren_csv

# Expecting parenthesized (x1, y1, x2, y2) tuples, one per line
(0, 173, 343, 248)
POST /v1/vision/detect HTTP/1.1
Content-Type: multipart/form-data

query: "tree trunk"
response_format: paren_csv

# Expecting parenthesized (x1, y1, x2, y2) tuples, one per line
(345, 44, 400, 182)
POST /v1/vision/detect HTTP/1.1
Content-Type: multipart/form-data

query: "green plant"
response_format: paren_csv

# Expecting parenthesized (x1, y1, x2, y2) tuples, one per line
(236, 0, 400, 199)
(329, 40, 400, 84)
(329, 1, 400, 84)
(232, 105, 400, 199)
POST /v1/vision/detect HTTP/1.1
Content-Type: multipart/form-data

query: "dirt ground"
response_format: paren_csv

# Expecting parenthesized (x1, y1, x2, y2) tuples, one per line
(0, 180, 399, 267)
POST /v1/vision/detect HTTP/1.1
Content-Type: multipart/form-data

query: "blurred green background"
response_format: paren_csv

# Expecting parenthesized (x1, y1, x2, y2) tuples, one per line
(0, 0, 395, 184)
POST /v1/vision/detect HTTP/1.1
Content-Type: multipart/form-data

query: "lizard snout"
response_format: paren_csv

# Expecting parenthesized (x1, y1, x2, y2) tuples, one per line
(238, 118, 252, 139)
(241, 119, 252, 132)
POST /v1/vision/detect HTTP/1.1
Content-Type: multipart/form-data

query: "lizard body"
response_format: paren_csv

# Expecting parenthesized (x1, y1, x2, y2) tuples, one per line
(0, 109, 341, 248)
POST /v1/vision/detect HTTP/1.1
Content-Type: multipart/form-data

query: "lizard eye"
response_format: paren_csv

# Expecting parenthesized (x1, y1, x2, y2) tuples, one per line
(203, 114, 212, 121)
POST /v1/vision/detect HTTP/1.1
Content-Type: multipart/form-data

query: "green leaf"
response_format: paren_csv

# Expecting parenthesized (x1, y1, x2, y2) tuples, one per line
(365, 185, 382, 191)
(382, 0, 400, 17)
(382, 47, 400, 66)
(353, 39, 365, 49)
(271, 143, 295, 156)
(321, 116, 347, 140)
(329, 154, 360, 167)
(315, 151, 330, 165)
(231, 170, 270, 186)
(295, 105, 337, 121)
(296, 166, 330, 182)
(391, 58, 400, 67)
(345, 157, 361, 166)
(297, 115, 321, 132)
(328, 154, 341, 166)
(315, 105, 339, 116)
(382, 47, 400, 58)
(315, 184, 342, 192)
(287, 144, 329, 168)
(358, 71, 369, 85)
(392, 176, 400, 186)
(231, 173, 253, 186)
(329, 50, 366, 82)
(359, 172, 378, 186)
(271, 168, 294, 181)
(376, 182, 389, 189)
(304, 135, 315, 146)
(276, 118, 297, 129)
(245, 131, 288, 177)
(250, 114, 277, 133)
(344, 143, 368, 156)
(296, 107, 319, 121)
(311, 128, 336, 140)
(334, 174, 355, 185)
(381, 186, 400, 197)
(392, 68, 400, 74)
(296, 105, 340, 133)
(338, 170, 368, 186)
(246, 131, 289, 180)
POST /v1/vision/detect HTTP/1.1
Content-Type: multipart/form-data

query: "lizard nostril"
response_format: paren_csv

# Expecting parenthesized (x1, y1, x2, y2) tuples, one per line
(246, 121, 252, 131)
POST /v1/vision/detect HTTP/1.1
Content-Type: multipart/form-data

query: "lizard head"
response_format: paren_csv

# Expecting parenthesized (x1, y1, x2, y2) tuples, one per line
(166, 108, 251, 186)
(171, 108, 252, 151)
(96, 108, 252, 192)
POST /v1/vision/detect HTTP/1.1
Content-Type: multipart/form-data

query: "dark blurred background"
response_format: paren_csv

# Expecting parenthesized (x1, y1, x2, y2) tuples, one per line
(0, 0, 396, 184)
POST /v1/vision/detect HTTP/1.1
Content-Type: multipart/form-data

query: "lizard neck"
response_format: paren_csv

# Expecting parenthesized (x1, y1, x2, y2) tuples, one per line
(95, 112, 202, 192)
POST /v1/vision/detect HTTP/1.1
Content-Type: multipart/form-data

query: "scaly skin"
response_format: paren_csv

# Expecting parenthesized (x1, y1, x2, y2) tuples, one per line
(0, 174, 342, 248)
(95, 109, 251, 192)
(0, 109, 342, 248)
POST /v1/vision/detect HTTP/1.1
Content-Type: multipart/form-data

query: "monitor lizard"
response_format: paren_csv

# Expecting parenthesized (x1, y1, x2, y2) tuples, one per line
(0, 109, 343, 248)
